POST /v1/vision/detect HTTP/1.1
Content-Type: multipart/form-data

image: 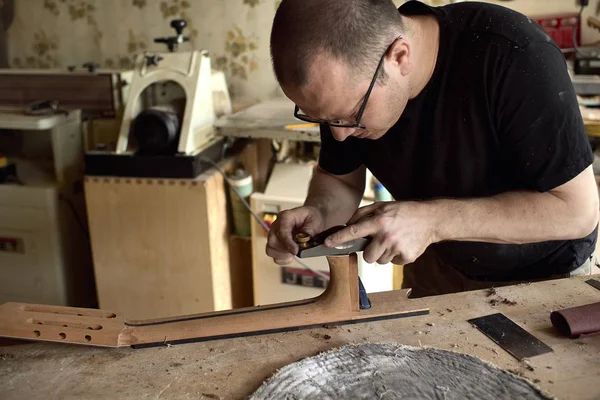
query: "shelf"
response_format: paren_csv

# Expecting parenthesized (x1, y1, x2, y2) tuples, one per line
(0, 108, 78, 130)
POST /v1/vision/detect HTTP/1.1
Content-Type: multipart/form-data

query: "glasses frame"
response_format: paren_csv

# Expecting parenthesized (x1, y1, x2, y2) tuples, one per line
(293, 35, 403, 129)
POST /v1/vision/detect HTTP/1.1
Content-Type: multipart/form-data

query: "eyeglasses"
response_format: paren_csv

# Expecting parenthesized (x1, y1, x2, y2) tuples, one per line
(293, 35, 403, 129)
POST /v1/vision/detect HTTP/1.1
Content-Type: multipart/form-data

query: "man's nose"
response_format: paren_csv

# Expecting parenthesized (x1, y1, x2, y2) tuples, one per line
(330, 126, 355, 142)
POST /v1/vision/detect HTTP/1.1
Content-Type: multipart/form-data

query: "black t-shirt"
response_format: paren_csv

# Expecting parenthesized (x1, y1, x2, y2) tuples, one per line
(318, 0, 597, 281)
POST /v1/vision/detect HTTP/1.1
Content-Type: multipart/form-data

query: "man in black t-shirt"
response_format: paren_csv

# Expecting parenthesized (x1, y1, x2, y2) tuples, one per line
(266, 0, 600, 296)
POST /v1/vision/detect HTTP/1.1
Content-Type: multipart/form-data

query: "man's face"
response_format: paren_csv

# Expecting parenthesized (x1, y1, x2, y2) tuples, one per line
(283, 52, 410, 141)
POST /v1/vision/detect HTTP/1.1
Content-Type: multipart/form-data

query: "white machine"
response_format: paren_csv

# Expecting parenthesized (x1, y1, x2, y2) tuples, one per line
(250, 162, 394, 306)
(0, 110, 95, 307)
(86, 19, 232, 179)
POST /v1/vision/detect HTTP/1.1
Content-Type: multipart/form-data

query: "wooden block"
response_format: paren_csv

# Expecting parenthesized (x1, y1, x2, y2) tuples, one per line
(84, 169, 232, 321)
(393, 264, 404, 290)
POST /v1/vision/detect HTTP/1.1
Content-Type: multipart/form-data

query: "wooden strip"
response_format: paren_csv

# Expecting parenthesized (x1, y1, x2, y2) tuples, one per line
(131, 310, 430, 349)
(125, 297, 316, 326)
(0, 73, 117, 118)
(122, 255, 427, 346)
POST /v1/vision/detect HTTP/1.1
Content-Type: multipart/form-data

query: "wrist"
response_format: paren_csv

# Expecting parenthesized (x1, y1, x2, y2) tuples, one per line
(425, 199, 453, 243)
(303, 204, 326, 219)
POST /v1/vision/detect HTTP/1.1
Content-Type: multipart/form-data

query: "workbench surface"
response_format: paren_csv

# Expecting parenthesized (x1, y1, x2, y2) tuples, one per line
(215, 97, 321, 142)
(1, 275, 599, 400)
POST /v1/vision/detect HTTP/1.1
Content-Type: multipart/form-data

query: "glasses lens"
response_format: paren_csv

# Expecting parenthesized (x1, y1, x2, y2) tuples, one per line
(295, 107, 363, 128)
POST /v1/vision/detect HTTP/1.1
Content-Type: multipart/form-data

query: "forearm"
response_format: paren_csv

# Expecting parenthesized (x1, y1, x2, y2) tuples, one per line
(304, 166, 365, 228)
(431, 190, 599, 245)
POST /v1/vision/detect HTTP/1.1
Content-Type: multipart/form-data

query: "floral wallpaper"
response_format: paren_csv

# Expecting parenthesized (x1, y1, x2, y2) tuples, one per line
(7, 0, 567, 103)
(8, 0, 299, 102)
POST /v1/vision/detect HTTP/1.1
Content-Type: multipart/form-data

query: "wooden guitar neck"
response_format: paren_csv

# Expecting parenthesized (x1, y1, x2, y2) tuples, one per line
(0, 254, 429, 348)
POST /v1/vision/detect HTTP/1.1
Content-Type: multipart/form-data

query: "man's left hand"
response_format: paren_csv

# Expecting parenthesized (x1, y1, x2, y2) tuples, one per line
(324, 201, 438, 265)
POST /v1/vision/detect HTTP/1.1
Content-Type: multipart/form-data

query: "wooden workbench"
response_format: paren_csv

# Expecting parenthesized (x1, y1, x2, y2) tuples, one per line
(1, 275, 599, 400)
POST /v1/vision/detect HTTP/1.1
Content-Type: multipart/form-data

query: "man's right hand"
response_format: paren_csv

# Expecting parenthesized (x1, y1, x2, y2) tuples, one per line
(266, 206, 325, 265)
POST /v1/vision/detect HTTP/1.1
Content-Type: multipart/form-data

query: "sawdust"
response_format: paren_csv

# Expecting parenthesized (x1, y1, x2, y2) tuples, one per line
(509, 369, 525, 377)
(521, 360, 535, 372)
(487, 292, 518, 307)
(310, 332, 332, 340)
(484, 286, 518, 306)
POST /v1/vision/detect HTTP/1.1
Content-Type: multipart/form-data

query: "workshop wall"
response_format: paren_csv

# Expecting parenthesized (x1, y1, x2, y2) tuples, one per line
(8, 0, 285, 104)
(6, 0, 600, 104)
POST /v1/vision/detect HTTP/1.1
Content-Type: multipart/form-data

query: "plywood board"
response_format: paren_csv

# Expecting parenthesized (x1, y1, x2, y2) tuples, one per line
(84, 169, 231, 321)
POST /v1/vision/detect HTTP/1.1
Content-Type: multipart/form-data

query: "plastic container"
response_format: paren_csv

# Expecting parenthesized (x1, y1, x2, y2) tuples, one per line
(228, 168, 253, 236)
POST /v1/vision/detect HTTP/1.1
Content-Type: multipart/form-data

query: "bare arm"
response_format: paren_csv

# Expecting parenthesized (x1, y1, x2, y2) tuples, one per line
(432, 165, 599, 244)
(304, 164, 366, 228)
(328, 166, 599, 265)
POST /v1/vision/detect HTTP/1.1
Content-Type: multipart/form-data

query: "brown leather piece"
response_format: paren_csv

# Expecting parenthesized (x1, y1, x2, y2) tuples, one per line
(550, 302, 600, 338)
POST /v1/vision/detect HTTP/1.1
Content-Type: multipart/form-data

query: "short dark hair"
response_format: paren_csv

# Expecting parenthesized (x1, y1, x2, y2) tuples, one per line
(270, 0, 404, 88)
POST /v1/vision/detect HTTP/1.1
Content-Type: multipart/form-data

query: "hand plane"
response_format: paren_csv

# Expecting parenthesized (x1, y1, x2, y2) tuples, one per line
(295, 225, 373, 309)
(295, 225, 372, 258)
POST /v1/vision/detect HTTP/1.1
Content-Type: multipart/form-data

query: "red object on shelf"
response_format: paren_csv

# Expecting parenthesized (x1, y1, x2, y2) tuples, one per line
(532, 13, 580, 49)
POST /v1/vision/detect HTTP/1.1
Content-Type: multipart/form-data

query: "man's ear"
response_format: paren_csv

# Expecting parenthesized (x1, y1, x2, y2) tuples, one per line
(389, 39, 412, 76)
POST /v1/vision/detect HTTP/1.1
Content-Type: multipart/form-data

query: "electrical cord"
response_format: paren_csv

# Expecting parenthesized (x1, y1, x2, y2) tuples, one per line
(200, 156, 331, 281)
(59, 194, 91, 242)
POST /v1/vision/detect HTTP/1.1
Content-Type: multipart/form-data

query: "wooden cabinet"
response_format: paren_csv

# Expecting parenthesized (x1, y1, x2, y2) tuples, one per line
(0, 110, 95, 307)
(84, 168, 232, 320)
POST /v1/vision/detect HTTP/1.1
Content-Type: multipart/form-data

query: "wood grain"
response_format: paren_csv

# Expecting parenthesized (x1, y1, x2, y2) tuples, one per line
(84, 170, 231, 321)
(0, 73, 119, 118)
(228, 235, 254, 309)
(0, 254, 428, 347)
(2, 275, 599, 400)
